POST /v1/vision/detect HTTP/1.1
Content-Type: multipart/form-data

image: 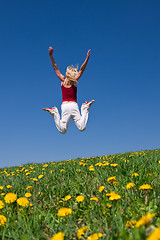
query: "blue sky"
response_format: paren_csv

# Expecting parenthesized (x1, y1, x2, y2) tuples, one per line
(0, 0, 160, 168)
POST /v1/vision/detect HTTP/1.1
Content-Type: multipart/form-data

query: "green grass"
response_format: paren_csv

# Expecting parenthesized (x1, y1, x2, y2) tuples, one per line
(0, 149, 160, 239)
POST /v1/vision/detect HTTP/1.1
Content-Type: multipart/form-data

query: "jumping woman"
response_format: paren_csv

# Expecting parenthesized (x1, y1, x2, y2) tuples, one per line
(43, 47, 95, 134)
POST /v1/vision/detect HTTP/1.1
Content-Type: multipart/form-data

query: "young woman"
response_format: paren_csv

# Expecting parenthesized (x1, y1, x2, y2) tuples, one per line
(43, 46, 95, 134)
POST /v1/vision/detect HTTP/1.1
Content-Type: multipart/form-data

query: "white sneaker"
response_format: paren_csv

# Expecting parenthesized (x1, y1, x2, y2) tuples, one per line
(42, 107, 58, 115)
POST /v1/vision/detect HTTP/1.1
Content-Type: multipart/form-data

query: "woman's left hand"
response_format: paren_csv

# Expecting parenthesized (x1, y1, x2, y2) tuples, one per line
(87, 49, 91, 58)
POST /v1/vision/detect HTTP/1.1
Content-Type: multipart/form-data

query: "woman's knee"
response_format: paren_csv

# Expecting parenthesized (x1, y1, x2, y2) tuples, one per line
(78, 126, 86, 132)
(59, 128, 67, 134)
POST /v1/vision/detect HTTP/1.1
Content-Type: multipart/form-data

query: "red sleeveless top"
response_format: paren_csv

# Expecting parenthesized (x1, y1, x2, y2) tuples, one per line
(61, 84, 77, 103)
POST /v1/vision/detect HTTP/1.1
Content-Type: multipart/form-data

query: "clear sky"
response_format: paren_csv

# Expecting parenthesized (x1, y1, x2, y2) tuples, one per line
(0, 0, 160, 168)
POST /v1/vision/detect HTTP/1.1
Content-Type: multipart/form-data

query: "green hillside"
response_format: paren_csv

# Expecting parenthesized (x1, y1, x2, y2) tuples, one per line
(0, 149, 160, 239)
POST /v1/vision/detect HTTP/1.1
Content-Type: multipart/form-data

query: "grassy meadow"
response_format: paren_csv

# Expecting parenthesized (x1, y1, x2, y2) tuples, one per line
(0, 149, 160, 240)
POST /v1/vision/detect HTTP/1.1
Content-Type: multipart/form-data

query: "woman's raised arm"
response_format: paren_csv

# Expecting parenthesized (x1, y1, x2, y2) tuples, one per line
(49, 47, 65, 82)
(75, 49, 91, 81)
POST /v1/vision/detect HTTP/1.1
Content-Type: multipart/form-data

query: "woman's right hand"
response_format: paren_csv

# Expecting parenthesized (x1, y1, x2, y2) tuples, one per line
(48, 46, 54, 56)
(87, 49, 91, 58)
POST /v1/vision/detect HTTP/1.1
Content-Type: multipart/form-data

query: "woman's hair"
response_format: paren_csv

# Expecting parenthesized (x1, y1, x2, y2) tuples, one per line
(66, 65, 78, 82)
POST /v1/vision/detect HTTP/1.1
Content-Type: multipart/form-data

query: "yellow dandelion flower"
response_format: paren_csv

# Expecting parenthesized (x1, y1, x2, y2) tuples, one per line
(109, 193, 121, 200)
(26, 172, 30, 175)
(107, 176, 117, 184)
(146, 227, 160, 240)
(146, 173, 152, 176)
(126, 220, 137, 228)
(30, 203, 33, 207)
(38, 174, 43, 179)
(87, 233, 103, 240)
(125, 221, 131, 228)
(32, 178, 38, 181)
(25, 192, 32, 198)
(95, 162, 104, 166)
(4, 193, 17, 203)
(110, 163, 118, 167)
(132, 173, 139, 177)
(0, 200, 4, 209)
(59, 200, 63, 203)
(79, 162, 84, 165)
(99, 186, 105, 192)
(107, 176, 116, 182)
(89, 165, 95, 171)
(130, 220, 137, 226)
(50, 232, 64, 240)
(0, 215, 7, 226)
(60, 169, 64, 172)
(90, 197, 98, 201)
(1, 193, 5, 196)
(77, 226, 88, 239)
(126, 182, 135, 189)
(83, 163, 88, 166)
(135, 213, 155, 227)
(38, 192, 43, 195)
(7, 185, 12, 189)
(106, 191, 115, 196)
(64, 195, 71, 201)
(26, 186, 32, 190)
(0, 186, 3, 190)
(76, 195, 84, 202)
(103, 161, 110, 166)
(89, 167, 94, 171)
(107, 203, 112, 208)
(17, 197, 29, 207)
(57, 207, 72, 217)
(106, 192, 121, 200)
(43, 164, 48, 167)
(139, 184, 152, 190)
(18, 208, 23, 212)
